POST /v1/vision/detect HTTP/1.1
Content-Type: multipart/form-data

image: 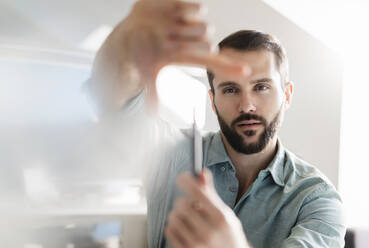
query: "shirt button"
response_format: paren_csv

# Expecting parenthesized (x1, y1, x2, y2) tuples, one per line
(220, 166, 226, 172)
(229, 186, 238, 192)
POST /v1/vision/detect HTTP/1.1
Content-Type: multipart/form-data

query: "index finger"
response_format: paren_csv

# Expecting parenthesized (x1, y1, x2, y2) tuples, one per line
(149, 0, 205, 21)
(171, 0, 206, 21)
(173, 52, 252, 80)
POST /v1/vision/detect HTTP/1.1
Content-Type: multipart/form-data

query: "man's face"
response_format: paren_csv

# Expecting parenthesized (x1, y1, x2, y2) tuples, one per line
(210, 49, 292, 154)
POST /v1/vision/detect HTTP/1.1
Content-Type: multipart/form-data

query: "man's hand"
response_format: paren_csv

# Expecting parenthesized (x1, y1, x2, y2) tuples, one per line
(90, 0, 250, 114)
(165, 169, 250, 248)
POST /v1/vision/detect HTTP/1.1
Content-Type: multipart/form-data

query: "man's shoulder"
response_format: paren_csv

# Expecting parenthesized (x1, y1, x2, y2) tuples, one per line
(284, 150, 326, 179)
(282, 149, 339, 199)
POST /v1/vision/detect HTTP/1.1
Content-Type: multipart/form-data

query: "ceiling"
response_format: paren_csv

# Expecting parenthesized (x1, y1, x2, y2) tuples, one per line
(1, 0, 368, 61)
(0, 0, 136, 51)
(264, 0, 369, 53)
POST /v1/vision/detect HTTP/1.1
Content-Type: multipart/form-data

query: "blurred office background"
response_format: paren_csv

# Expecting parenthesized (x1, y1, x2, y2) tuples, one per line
(1, 0, 368, 247)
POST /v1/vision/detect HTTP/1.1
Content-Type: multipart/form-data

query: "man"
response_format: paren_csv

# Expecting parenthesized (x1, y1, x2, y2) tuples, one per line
(87, 0, 346, 247)
(163, 31, 345, 248)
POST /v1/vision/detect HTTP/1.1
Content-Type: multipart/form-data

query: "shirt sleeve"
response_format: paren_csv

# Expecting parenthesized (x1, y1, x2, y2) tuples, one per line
(81, 78, 146, 121)
(281, 183, 346, 248)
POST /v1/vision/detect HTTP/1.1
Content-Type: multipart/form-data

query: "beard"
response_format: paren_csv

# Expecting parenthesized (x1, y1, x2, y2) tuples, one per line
(215, 105, 282, 155)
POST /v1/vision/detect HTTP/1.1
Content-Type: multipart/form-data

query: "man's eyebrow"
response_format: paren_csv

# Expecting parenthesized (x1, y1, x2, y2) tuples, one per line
(217, 81, 239, 89)
(250, 78, 273, 84)
(217, 78, 273, 89)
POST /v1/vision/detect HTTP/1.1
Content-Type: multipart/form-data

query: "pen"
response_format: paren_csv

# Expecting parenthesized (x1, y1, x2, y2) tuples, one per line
(193, 108, 203, 177)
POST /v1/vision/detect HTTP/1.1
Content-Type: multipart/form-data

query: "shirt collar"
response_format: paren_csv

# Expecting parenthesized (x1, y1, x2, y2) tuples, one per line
(205, 131, 230, 167)
(265, 139, 286, 186)
(205, 132, 286, 186)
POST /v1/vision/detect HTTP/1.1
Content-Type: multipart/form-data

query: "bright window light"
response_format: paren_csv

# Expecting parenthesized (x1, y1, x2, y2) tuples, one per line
(340, 50, 369, 229)
(337, 4, 369, 229)
(157, 66, 207, 128)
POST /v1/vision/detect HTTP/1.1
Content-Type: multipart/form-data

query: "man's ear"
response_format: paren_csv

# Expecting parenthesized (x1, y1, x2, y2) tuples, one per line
(208, 89, 216, 113)
(284, 81, 294, 110)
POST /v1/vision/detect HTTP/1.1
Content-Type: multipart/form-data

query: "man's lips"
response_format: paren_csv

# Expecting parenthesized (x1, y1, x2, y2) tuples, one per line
(237, 120, 261, 125)
(237, 120, 262, 129)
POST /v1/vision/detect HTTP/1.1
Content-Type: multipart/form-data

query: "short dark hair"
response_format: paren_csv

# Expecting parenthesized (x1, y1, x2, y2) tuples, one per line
(207, 30, 289, 94)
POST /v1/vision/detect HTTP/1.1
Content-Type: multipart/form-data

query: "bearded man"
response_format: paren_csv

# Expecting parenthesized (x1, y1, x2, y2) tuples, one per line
(87, 0, 346, 247)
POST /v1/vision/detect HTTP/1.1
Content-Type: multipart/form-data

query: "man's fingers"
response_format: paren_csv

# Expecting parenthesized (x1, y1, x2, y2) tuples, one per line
(166, 210, 194, 247)
(168, 39, 211, 55)
(168, 21, 208, 40)
(141, 0, 204, 23)
(173, 52, 252, 79)
(172, 197, 210, 238)
(165, 226, 186, 248)
(170, 0, 206, 22)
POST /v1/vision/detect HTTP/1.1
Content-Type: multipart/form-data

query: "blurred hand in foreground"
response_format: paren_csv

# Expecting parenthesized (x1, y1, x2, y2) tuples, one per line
(165, 169, 250, 248)
(90, 0, 251, 114)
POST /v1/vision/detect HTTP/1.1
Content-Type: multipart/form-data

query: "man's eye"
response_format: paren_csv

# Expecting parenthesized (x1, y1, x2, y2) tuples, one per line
(223, 88, 238, 94)
(255, 85, 269, 91)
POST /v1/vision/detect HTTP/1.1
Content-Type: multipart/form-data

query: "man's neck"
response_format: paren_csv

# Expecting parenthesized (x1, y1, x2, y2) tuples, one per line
(220, 133, 278, 194)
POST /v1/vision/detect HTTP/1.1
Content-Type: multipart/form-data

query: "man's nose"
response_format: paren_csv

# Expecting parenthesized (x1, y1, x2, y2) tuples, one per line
(238, 94, 256, 113)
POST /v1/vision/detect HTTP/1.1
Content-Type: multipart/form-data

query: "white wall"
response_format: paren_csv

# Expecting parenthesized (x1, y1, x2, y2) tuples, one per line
(200, 0, 343, 187)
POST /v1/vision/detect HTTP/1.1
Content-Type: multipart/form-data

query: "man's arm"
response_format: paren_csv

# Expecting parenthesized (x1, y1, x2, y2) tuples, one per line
(281, 183, 346, 248)
(86, 0, 250, 118)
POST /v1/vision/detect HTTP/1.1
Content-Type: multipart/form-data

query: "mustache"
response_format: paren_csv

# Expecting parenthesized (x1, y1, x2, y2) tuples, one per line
(231, 113, 267, 127)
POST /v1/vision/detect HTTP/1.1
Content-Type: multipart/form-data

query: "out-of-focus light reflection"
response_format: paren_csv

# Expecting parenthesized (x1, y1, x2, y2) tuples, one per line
(157, 66, 207, 128)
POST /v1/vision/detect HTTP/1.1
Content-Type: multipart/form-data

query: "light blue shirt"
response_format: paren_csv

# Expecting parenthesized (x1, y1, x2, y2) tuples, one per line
(145, 129, 346, 248)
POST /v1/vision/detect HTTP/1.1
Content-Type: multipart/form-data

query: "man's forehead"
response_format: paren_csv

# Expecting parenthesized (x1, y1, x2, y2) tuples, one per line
(214, 49, 280, 84)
